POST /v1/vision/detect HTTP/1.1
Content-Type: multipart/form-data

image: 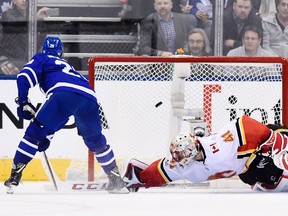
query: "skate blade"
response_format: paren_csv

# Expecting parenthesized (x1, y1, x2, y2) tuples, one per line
(6, 185, 15, 194)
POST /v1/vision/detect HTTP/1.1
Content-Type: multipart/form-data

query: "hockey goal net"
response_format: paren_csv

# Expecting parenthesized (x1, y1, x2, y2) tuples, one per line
(84, 56, 288, 187)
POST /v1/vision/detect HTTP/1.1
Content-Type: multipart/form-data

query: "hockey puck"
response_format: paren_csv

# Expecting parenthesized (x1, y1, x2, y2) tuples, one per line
(155, 101, 163, 108)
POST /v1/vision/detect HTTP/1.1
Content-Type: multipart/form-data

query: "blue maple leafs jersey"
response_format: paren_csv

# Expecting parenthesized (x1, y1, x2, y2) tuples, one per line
(16, 53, 97, 103)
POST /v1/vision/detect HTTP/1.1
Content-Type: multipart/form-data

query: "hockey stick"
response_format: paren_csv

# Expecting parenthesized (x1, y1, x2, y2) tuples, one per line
(40, 151, 110, 192)
(41, 151, 59, 191)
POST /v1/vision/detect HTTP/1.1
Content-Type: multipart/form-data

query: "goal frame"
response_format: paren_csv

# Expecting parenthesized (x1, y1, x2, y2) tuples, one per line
(88, 56, 288, 181)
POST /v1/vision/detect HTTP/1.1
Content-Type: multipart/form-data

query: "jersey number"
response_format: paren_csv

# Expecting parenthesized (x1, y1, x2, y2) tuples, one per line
(55, 59, 85, 80)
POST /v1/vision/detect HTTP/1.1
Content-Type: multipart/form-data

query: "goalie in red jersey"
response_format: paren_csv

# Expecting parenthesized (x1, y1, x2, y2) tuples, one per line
(123, 115, 288, 192)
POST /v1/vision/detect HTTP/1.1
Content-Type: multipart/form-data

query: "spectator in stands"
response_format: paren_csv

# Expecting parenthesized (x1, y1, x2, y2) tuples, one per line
(258, 0, 277, 18)
(118, 0, 196, 44)
(119, 0, 186, 21)
(262, 0, 288, 58)
(179, 0, 213, 40)
(225, 0, 276, 17)
(223, 0, 262, 55)
(0, 0, 49, 72)
(224, 0, 261, 12)
(136, 0, 195, 56)
(183, 28, 212, 56)
(227, 25, 276, 56)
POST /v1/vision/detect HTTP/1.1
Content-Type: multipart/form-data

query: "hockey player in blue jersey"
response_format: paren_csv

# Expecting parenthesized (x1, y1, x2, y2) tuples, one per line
(4, 36, 128, 193)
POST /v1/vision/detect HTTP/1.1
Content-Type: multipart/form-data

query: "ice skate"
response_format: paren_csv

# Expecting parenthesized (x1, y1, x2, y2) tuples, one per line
(4, 163, 26, 194)
(106, 167, 129, 194)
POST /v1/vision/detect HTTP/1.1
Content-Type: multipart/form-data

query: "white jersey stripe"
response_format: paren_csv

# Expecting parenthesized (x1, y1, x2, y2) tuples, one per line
(17, 73, 34, 88)
(98, 157, 115, 166)
(17, 148, 35, 159)
(46, 82, 97, 99)
(22, 66, 39, 84)
(95, 146, 112, 157)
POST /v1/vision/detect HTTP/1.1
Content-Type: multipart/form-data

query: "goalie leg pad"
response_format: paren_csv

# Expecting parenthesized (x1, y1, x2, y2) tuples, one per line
(259, 131, 288, 155)
(267, 123, 288, 137)
(123, 159, 148, 192)
(273, 151, 288, 171)
(274, 133, 288, 154)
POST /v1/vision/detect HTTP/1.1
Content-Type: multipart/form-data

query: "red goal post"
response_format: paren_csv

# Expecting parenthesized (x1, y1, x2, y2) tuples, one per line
(87, 56, 288, 182)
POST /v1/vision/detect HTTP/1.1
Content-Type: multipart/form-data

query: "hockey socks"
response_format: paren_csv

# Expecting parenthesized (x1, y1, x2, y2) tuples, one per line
(13, 136, 38, 165)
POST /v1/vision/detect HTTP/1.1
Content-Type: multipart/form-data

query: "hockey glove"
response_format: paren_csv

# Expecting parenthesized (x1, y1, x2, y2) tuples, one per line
(15, 97, 37, 120)
(38, 134, 54, 152)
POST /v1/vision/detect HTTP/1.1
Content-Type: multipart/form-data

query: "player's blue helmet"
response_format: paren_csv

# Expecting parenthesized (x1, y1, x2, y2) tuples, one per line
(42, 36, 63, 57)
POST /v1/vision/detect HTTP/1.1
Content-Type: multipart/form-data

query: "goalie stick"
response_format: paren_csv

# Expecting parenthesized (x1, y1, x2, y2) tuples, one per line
(60, 181, 210, 192)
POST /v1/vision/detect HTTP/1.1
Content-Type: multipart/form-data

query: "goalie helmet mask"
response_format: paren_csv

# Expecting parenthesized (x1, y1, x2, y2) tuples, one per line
(170, 133, 200, 166)
(42, 36, 63, 57)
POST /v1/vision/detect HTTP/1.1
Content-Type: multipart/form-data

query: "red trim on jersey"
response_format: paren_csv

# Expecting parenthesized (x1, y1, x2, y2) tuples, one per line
(207, 170, 236, 180)
(237, 116, 271, 157)
(140, 158, 168, 188)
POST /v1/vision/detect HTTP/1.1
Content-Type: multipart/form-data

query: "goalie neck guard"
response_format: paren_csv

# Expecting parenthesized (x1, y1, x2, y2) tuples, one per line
(170, 133, 200, 166)
(42, 36, 63, 57)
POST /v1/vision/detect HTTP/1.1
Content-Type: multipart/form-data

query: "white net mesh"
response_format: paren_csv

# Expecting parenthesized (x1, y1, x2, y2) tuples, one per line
(68, 56, 286, 186)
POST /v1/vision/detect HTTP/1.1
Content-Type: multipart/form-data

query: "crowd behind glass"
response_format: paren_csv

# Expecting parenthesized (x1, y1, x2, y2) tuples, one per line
(0, 0, 287, 75)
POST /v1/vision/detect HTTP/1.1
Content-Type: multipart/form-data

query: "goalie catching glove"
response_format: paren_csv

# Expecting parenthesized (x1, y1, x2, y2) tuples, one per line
(15, 97, 36, 120)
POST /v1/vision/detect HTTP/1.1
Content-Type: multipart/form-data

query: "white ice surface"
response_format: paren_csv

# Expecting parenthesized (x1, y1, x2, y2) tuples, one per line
(0, 182, 288, 216)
